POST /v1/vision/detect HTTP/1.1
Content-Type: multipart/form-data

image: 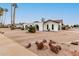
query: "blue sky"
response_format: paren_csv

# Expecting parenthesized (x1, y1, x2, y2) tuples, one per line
(0, 3, 79, 25)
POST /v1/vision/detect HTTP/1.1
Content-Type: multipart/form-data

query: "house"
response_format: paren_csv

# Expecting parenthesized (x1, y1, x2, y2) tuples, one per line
(15, 23, 23, 28)
(7, 23, 24, 28)
(23, 19, 63, 31)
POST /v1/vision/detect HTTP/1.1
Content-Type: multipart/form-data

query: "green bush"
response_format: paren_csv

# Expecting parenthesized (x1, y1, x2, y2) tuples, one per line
(62, 25, 70, 30)
(0, 24, 8, 28)
(28, 26, 36, 33)
(10, 24, 15, 30)
(73, 24, 79, 27)
(10, 26, 15, 30)
(21, 27, 24, 30)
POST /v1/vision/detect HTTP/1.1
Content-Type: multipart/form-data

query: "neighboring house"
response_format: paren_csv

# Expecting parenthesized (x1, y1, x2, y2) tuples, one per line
(15, 23, 23, 28)
(23, 19, 63, 31)
(7, 23, 24, 28)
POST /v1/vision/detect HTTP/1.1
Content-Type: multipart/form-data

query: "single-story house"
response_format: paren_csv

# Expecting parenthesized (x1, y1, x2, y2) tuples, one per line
(23, 19, 63, 31)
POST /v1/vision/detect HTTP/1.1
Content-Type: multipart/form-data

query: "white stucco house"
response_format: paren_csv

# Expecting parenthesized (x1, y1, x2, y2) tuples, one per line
(23, 19, 63, 31)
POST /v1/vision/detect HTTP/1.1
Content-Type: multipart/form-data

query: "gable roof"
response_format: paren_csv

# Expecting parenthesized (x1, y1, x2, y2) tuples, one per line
(44, 19, 63, 24)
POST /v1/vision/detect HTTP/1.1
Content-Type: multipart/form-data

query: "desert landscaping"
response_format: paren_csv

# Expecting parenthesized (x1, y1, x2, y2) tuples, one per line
(0, 28, 79, 56)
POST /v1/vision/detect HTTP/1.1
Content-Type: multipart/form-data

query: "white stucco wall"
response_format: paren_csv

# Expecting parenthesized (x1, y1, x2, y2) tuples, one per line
(33, 22, 43, 31)
(44, 21, 59, 31)
(23, 21, 62, 32)
(57, 23, 62, 30)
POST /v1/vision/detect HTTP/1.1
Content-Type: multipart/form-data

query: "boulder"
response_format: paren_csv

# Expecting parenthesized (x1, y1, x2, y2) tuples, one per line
(35, 42, 44, 50)
(26, 43, 31, 48)
(42, 39, 47, 43)
(71, 42, 78, 45)
(49, 43, 61, 54)
(49, 40, 56, 44)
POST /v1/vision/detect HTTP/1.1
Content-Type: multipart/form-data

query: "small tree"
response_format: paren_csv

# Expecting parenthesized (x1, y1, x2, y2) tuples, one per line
(21, 26, 24, 30)
(62, 25, 70, 30)
(10, 24, 16, 30)
(73, 24, 79, 27)
(28, 25, 36, 33)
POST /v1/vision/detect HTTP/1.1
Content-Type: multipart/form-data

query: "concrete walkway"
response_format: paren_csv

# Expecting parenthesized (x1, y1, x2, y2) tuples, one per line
(0, 33, 36, 56)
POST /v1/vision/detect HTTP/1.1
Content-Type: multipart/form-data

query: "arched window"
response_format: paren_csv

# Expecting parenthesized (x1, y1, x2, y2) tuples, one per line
(58, 25, 60, 30)
(36, 25, 39, 31)
(47, 24, 49, 30)
(52, 24, 54, 30)
(30, 25, 32, 27)
(25, 25, 28, 30)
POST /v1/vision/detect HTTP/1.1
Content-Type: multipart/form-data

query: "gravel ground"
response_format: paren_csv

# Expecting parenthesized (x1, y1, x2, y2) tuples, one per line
(0, 28, 79, 56)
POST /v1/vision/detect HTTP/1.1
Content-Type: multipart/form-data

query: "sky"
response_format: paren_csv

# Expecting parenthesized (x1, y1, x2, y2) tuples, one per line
(0, 3, 79, 25)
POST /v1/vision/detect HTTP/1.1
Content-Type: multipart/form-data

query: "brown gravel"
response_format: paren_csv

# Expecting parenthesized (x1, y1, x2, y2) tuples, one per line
(0, 28, 79, 56)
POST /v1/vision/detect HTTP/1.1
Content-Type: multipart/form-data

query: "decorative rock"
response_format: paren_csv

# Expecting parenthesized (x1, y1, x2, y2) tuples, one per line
(56, 45, 62, 50)
(49, 40, 56, 44)
(26, 43, 31, 48)
(0, 31, 4, 34)
(35, 42, 44, 50)
(71, 42, 78, 45)
(42, 39, 47, 43)
(49, 43, 61, 54)
(35, 41, 38, 44)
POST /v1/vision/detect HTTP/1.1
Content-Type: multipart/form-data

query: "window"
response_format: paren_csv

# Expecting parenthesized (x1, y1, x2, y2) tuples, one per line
(58, 25, 60, 30)
(47, 24, 49, 30)
(36, 25, 39, 31)
(25, 25, 28, 30)
(52, 24, 54, 30)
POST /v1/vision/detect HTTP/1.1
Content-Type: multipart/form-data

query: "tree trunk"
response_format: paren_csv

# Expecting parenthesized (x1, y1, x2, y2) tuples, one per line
(11, 4, 13, 25)
(13, 7, 16, 27)
(4, 12, 7, 25)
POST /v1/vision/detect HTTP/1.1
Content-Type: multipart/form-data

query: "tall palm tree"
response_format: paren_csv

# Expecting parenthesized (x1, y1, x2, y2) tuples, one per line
(11, 4, 13, 25)
(3, 8, 8, 25)
(11, 3, 18, 28)
(0, 7, 4, 25)
(41, 18, 45, 31)
(0, 7, 4, 16)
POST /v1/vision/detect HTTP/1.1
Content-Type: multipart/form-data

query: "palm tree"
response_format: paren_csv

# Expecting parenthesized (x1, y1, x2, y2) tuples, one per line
(11, 3, 18, 29)
(3, 8, 8, 25)
(0, 7, 4, 26)
(0, 7, 4, 16)
(41, 18, 45, 31)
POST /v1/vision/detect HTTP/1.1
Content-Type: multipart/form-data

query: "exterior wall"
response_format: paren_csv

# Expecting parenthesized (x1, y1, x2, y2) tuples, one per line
(33, 22, 43, 31)
(15, 24, 23, 28)
(44, 21, 59, 31)
(23, 21, 62, 32)
(58, 23, 62, 30)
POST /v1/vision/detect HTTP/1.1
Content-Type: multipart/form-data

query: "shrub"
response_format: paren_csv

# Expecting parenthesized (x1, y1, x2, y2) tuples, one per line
(21, 27, 24, 30)
(0, 24, 8, 28)
(62, 25, 70, 30)
(10, 25, 15, 30)
(73, 24, 79, 27)
(28, 25, 36, 33)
